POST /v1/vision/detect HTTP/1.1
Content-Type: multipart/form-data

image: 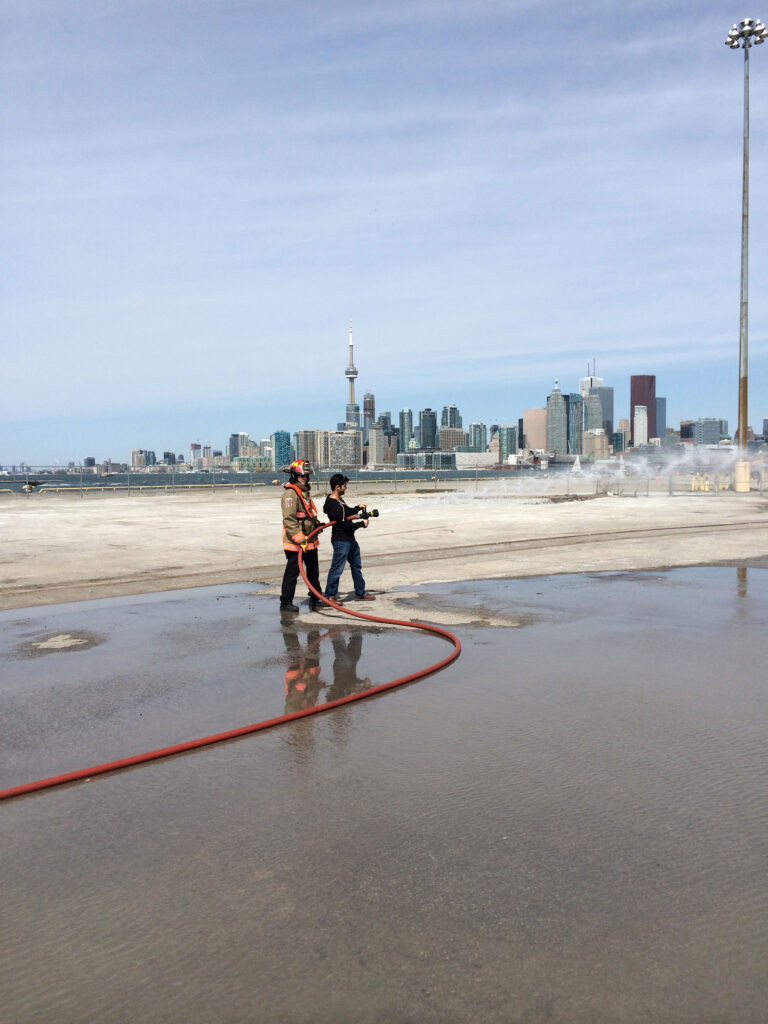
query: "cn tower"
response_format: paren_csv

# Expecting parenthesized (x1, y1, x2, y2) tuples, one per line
(345, 320, 360, 429)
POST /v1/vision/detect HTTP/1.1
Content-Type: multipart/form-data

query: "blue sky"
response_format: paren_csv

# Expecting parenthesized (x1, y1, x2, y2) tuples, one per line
(2, 0, 767, 463)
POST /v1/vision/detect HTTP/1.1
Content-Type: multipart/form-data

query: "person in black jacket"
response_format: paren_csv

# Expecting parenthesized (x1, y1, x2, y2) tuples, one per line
(323, 473, 375, 602)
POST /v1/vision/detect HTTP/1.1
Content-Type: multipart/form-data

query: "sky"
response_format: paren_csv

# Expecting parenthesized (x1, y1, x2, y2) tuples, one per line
(2, 0, 767, 464)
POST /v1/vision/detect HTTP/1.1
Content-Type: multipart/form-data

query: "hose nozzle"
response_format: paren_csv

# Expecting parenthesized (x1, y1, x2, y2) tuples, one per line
(359, 508, 379, 520)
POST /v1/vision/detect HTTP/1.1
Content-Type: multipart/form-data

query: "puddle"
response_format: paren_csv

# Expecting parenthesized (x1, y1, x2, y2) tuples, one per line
(2, 570, 767, 1023)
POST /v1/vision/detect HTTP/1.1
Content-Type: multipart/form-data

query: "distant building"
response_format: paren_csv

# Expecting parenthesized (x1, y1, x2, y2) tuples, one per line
(229, 432, 250, 460)
(680, 420, 695, 442)
(344, 323, 360, 430)
(399, 409, 413, 453)
(397, 451, 456, 470)
(441, 404, 462, 429)
(567, 393, 583, 455)
(294, 430, 322, 466)
(617, 418, 631, 451)
(84, 457, 96, 468)
(163, 451, 176, 465)
(232, 456, 272, 472)
(546, 382, 568, 456)
(583, 429, 609, 460)
(497, 426, 518, 463)
(579, 373, 603, 400)
(694, 418, 728, 445)
(630, 375, 656, 443)
(655, 397, 667, 440)
(378, 411, 392, 432)
(130, 449, 146, 468)
(590, 385, 614, 437)
(363, 391, 376, 443)
(468, 422, 488, 452)
(271, 431, 293, 471)
(583, 393, 604, 432)
(634, 405, 648, 447)
(368, 422, 386, 466)
(419, 408, 437, 449)
(320, 430, 363, 469)
(438, 427, 468, 451)
(523, 408, 547, 450)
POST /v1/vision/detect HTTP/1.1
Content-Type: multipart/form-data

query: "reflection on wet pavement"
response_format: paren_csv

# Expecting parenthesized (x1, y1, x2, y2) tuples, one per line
(0, 585, 440, 791)
(282, 627, 374, 714)
(2, 568, 767, 1024)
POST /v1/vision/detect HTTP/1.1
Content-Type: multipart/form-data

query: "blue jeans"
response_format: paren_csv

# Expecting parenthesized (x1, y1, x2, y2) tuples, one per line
(325, 538, 366, 598)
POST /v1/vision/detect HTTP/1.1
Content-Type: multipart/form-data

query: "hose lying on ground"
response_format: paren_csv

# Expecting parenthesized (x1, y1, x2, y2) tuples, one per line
(0, 520, 461, 801)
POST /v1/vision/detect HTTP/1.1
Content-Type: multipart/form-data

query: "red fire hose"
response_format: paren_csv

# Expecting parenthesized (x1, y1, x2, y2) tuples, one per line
(0, 520, 461, 801)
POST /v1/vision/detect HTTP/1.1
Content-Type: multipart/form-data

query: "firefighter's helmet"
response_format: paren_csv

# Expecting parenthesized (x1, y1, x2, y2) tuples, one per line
(285, 459, 312, 479)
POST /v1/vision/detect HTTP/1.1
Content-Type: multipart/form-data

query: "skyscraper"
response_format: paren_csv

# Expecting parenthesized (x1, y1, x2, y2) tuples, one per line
(294, 430, 321, 466)
(228, 432, 250, 460)
(363, 391, 375, 443)
(271, 431, 293, 471)
(398, 409, 413, 453)
(583, 393, 602, 432)
(589, 386, 614, 436)
(345, 321, 360, 430)
(441, 404, 462, 428)
(579, 370, 603, 400)
(498, 426, 518, 463)
(546, 382, 568, 456)
(633, 406, 648, 447)
(523, 408, 547, 450)
(630, 375, 656, 443)
(419, 408, 437, 449)
(468, 422, 487, 451)
(567, 393, 583, 455)
(655, 397, 667, 439)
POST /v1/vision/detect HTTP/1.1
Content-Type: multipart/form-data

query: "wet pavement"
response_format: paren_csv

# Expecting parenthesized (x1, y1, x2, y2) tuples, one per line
(2, 568, 767, 1023)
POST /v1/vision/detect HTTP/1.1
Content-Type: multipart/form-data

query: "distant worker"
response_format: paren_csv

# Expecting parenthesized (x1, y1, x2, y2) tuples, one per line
(323, 473, 375, 602)
(280, 459, 322, 614)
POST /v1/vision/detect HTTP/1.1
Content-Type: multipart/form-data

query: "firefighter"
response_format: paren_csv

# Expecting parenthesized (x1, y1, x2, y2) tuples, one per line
(280, 459, 322, 613)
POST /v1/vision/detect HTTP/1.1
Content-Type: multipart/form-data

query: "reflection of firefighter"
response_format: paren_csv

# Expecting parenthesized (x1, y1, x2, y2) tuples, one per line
(282, 627, 376, 715)
(326, 632, 373, 703)
(283, 629, 326, 714)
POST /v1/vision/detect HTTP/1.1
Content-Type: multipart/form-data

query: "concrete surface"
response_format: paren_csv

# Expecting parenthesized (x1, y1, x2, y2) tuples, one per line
(1, 482, 767, 613)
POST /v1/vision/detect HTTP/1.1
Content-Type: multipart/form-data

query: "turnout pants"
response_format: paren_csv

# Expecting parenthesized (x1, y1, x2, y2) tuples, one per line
(281, 549, 320, 605)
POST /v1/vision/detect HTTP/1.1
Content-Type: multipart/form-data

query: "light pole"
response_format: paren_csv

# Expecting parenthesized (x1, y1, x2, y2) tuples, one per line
(725, 19, 767, 453)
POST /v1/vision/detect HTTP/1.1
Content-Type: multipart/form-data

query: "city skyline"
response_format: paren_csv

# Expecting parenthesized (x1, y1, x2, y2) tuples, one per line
(4, 357, 744, 469)
(2, 2, 767, 463)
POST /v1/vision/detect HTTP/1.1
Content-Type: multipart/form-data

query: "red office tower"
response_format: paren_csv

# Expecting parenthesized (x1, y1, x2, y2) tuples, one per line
(630, 375, 656, 443)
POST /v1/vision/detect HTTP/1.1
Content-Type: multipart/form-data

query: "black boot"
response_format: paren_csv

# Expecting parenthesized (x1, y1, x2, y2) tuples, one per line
(308, 596, 322, 612)
(280, 601, 299, 613)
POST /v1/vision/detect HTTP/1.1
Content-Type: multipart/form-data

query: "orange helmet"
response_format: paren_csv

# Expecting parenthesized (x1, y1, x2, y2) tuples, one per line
(286, 459, 312, 478)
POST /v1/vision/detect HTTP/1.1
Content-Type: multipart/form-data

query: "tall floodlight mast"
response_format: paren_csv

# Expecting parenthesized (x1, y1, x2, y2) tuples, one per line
(724, 18, 767, 451)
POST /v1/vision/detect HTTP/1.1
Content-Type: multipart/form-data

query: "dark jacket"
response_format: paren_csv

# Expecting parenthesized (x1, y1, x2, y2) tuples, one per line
(323, 495, 363, 542)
